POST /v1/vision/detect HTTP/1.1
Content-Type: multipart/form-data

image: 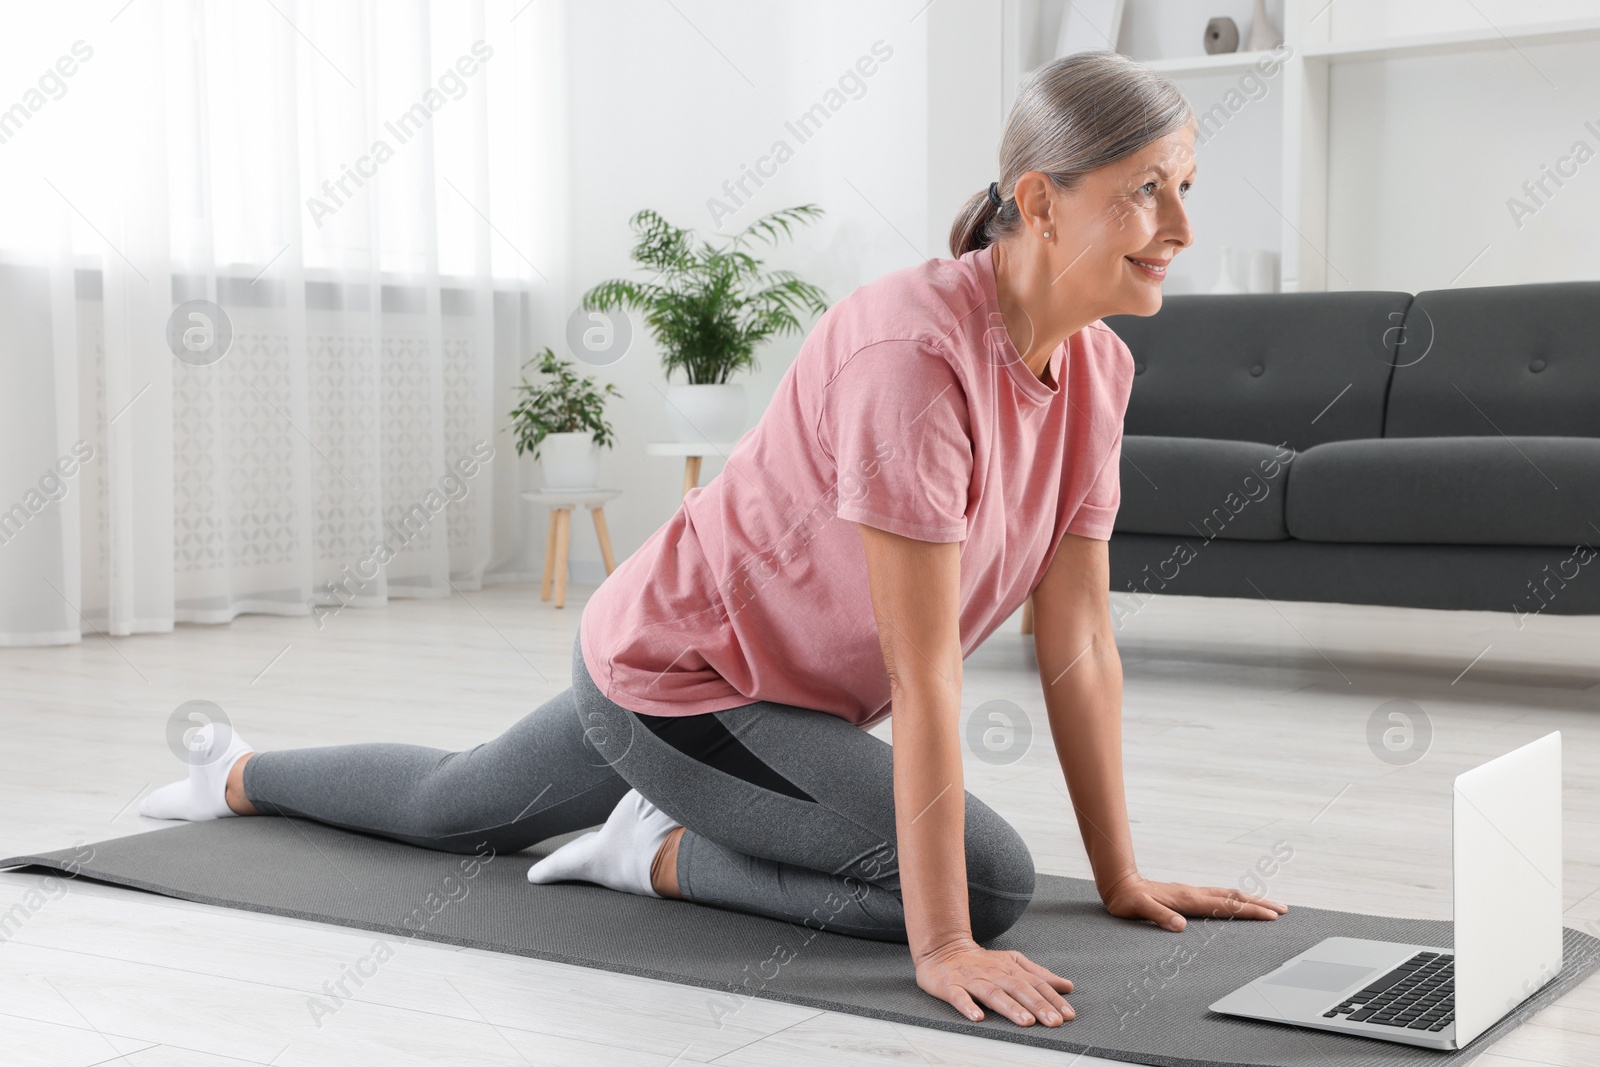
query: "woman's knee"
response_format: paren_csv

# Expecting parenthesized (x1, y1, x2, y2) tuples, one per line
(964, 808, 1037, 943)
(969, 883, 1034, 942)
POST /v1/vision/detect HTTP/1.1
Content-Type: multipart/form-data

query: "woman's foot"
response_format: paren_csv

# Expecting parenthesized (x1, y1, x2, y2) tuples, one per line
(527, 789, 680, 898)
(138, 723, 256, 821)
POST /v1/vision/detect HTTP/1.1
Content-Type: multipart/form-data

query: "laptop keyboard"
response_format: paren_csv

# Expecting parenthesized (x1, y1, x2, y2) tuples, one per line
(1322, 950, 1455, 1032)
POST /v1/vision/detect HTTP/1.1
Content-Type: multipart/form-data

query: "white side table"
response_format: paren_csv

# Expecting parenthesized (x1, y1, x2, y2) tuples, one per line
(644, 441, 742, 499)
(521, 488, 622, 609)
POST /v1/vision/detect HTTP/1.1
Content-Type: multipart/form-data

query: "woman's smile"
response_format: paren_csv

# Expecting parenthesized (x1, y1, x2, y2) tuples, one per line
(1126, 255, 1170, 280)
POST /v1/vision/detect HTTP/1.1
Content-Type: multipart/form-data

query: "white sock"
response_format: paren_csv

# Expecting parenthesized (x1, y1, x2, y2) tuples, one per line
(527, 789, 680, 898)
(138, 723, 254, 821)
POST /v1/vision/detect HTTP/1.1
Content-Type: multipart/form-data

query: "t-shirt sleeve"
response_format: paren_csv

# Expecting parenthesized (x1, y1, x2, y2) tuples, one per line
(1065, 428, 1122, 540)
(819, 340, 972, 542)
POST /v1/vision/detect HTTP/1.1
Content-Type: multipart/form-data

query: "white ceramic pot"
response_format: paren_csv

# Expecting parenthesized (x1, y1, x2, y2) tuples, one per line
(1209, 245, 1245, 294)
(537, 431, 600, 489)
(665, 383, 746, 444)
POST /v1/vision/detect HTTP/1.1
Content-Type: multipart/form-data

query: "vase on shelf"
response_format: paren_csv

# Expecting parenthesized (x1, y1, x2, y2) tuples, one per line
(1247, 0, 1283, 51)
(1209, 246, 1246, 294)
(1204, 17, 1240, 55)
(1246, 250, 1279, 293)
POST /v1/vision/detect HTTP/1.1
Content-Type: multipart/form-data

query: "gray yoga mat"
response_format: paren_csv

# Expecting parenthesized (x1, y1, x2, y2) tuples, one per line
(5, 819, 1598, 1067)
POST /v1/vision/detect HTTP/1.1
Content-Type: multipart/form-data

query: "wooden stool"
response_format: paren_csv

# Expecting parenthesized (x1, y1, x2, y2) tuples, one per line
(645, 441, 742, 499)
(521, 488, 622, 609)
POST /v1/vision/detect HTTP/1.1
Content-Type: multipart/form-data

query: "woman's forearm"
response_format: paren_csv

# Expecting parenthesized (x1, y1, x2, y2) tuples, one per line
(857, 526, 1077, 1024)
(891, 670, 975, 963)
(1043, 645, 1140, 896)
(855, 525, 975, 960)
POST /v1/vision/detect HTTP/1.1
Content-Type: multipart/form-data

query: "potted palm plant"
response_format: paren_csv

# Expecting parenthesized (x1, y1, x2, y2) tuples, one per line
(581, 205, 830, 443)
(509, 346, 621, 489)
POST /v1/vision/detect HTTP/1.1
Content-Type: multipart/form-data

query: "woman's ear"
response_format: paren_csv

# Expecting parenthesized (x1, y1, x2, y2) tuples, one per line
(1012, 171, 1058, 239)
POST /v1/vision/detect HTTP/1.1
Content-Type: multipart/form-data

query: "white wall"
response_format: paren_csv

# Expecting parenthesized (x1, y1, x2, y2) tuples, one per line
(547, 0, 931, 579)
(1325, 36, 1600, 291)
(927, 2, 1003, 261)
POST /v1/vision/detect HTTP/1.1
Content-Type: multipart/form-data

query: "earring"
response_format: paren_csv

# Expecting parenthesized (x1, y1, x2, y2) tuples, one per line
(1043, 230, 1051, 239)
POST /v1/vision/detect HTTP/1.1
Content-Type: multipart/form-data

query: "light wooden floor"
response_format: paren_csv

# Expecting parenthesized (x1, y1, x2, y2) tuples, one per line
(3, 582, 1598, 1066)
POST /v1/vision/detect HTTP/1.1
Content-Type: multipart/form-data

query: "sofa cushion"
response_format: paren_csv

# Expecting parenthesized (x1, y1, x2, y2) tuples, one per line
(1286, 436, 1600, 546)
(1384, 281, 1600, 438)
(1115, 435, 1295, 541)
(1103, 290, 1412, 450)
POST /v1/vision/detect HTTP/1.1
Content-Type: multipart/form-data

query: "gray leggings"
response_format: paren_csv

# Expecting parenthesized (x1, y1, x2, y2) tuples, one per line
(242, 626, 1036, 942)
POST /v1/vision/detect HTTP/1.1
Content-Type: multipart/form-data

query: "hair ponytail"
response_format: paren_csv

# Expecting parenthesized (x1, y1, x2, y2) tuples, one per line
(948, 187, 1005, 261)
(948, 50, 1194, 258)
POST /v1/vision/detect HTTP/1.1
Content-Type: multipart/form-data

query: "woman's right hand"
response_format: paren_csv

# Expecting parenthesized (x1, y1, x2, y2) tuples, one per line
(915, 938, 1076, 1027)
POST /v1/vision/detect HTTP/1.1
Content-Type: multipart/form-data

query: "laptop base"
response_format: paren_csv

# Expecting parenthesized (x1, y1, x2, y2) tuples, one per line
(1209, 936, 1457, 1051)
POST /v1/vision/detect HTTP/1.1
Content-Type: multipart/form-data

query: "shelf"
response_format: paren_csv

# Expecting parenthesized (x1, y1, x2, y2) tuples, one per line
(1133, 16, 1600, 71)
(1301, 16, 1600, 62)
(1131, 14, 1600, 74)
(1136, 49, 1284, 76)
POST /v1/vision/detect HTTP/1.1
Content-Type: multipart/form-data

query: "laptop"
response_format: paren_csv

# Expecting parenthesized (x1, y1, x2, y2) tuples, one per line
(1209, 730, 1563, 1050)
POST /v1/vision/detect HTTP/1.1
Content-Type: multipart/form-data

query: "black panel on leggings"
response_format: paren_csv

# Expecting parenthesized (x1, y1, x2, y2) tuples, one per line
(635, 711, 817, 803)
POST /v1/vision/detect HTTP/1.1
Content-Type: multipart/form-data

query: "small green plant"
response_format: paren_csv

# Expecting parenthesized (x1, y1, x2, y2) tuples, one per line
(582, 205, 831, 385)
(508, 347, 621, 460)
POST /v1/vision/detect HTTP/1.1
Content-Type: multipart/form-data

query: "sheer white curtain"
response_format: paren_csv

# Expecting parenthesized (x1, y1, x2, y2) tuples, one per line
(0, 0, 568, 645)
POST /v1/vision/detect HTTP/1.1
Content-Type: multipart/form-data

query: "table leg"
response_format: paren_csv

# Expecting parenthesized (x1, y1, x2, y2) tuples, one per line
(1021, 594, 1034, 634)
(552, 507, 572, 609)
(681, 455, 703, 499)
(540, 507, 559, 602)
(591, 506, 617, 575)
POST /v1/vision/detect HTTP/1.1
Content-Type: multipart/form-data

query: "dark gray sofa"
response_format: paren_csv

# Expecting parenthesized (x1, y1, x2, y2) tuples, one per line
(1100, 282, 1600, 616)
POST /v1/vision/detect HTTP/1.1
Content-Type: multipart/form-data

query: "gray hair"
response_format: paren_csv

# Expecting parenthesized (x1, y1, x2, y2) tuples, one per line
(949, 50, 1195, 258)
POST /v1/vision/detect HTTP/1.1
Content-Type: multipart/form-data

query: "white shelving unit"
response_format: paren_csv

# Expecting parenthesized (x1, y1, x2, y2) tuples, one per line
(1300, 15, 1600, 61)
(1000, 0, 1600, 291)
(1140, 49, 1282, 75)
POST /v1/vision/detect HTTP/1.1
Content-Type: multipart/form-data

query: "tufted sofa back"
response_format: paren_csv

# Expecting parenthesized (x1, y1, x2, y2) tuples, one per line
(1383, 281, 1600, 439)
(1103, 291, 1413, 451)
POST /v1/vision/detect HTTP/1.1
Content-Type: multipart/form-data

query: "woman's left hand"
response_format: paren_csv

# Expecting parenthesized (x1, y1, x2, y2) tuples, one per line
(1101, 876, 1288, 931)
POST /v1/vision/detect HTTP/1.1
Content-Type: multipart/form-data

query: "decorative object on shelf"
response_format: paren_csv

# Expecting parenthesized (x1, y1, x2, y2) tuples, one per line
(1056, 0, 1127, 56)
(1247, 0, 1284, 51)
(1246, 249, 1280, 293)
(1209, 246, 1246, 294)
(509, 346, 621, 489)
(1204, 17, 1241, 55)
(583, 205, 830, 444)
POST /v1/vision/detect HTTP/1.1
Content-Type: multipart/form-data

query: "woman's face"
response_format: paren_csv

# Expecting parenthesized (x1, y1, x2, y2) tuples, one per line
(1049, 125, 1197, 318)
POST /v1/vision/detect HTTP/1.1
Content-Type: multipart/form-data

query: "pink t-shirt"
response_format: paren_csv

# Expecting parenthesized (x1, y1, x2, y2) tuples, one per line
(580, 243, 1134, 727)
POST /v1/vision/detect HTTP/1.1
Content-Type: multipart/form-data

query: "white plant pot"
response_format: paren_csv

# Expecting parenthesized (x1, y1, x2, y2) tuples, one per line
(665, 383, 746, 444)
(537, 432, 600, 489)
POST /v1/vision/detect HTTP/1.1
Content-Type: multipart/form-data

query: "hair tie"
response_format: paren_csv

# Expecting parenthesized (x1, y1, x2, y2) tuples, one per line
(987, 181, 1003, 208)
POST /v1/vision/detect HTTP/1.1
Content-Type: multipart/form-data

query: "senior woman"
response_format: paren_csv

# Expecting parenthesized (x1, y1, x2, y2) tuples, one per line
(142, 50, 1286, 1029)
